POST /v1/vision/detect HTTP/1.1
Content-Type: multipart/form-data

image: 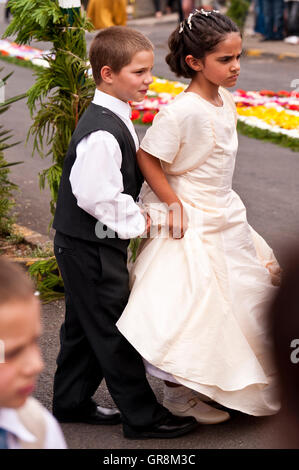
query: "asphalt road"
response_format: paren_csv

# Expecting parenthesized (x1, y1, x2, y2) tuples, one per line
(1, 18, 299, 450)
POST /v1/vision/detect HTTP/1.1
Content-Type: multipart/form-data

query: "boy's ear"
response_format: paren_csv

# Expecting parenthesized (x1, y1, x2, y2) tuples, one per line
(101, 65, 113, 83)
(185, 55, 203, 72)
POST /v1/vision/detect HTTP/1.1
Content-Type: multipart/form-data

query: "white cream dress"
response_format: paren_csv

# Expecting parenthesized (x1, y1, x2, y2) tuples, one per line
(116, 88, 281, 416)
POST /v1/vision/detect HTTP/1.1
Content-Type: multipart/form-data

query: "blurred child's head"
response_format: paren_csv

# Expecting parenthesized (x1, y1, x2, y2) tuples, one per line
(89, 26, 154, 103)
(0, 257, 43, 408)
(270, 248, 299, 446)
(166, 10, 241, 87)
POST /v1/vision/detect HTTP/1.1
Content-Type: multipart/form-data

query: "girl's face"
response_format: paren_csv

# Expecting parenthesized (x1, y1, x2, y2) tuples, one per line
(0, 297, 44, 408)
(197, 32, 242, 88)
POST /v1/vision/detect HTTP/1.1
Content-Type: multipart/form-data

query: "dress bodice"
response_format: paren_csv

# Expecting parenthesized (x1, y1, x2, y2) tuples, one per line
(167, 90, 238, 206)
(140, 88, 239, 220)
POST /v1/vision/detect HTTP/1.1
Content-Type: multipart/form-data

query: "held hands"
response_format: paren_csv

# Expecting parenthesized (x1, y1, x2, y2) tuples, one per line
(145, 212, 151, 236)
(140, 203, 188, 239)
(167, 202, 188, 239)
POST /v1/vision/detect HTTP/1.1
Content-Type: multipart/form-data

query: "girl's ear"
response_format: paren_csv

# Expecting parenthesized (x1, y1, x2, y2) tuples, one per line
(185, 55, 203, 72)
(101, 65, 113, 83)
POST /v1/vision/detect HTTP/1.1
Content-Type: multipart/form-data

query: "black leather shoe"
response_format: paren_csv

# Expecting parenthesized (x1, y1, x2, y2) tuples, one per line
(54, 405, 121, 425)
(123, 414, 199, 439)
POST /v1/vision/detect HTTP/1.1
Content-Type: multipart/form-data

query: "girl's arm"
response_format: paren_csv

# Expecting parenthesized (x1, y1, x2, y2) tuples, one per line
(137, 148, 187, 239)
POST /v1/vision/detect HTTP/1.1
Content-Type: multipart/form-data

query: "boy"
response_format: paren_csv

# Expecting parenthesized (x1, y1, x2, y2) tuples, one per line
(52, 26, 198, 439)
(0, 257, 66, 449)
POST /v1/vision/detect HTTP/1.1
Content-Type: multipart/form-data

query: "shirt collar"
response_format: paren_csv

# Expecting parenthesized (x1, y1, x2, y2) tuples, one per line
(0, 407, 36, 443)
(92, 89, 132, 120)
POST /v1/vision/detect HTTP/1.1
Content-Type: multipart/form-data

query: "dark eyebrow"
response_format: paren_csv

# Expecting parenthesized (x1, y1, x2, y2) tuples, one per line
(218, 51, 243, 59)
(5, 334, 41, 359)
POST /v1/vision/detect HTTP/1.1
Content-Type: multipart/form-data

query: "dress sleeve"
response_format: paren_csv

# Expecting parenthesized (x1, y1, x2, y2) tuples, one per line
(70, 130, 146, 239)
(140, 106, 180, 164)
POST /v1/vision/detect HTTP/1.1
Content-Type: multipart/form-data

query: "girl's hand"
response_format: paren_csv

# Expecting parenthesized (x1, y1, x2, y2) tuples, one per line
(168, 203, 188, 239)
(269, 265, 282, 287)
(145, 212, 151, 236)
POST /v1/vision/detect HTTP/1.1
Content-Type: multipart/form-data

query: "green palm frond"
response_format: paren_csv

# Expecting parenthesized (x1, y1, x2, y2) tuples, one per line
(0, 69, 25, 235)
(4, 0, 95, 217)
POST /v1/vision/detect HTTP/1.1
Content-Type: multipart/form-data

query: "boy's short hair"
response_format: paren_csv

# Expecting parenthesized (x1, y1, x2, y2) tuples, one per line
(0, 256, 35, 306)
(89, 26, 154, 86)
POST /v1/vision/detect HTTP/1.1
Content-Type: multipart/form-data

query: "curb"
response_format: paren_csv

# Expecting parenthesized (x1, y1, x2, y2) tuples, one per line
(7, 224, 53, 266)
(244, 48, 299, 60)
(13, 223, 52, 249)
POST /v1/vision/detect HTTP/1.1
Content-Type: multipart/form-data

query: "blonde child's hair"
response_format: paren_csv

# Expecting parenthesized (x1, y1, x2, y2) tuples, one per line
(0, 256, 35, 306)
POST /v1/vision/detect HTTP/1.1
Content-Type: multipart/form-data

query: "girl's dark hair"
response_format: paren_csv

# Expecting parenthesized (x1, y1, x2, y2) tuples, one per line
(166, 10, 240, 78)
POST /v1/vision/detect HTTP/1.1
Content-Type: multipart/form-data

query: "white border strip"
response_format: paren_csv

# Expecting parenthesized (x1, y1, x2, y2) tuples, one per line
(58, 0, 81, 8)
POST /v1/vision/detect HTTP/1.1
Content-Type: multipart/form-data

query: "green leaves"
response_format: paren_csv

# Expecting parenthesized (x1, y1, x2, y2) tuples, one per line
(2, 1, 95, 298)
(237, 121, 299, 152)
(0, 68, 25, 235)
(226, 0, 250, 31)
(28, 257, 65, 303)
(3, 0, 89, 45)
(3, 1, 95, 216)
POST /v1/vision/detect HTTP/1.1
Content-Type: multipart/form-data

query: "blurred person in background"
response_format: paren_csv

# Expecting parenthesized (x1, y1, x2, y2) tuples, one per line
(4, 0, 11, 22)
(86, 0, 127, 29)
(254, 0, 265, 36)
(270, 247, 299, 448)
(284, 0, 299, 42)
(182, 1, 222, 18)
(262, 0, 285, 40)
(152, 0, 184, 21)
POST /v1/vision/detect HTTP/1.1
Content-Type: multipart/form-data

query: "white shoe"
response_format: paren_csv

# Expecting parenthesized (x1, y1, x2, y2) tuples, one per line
(163, 395, 230, 425)
(193, 391, 213, 403)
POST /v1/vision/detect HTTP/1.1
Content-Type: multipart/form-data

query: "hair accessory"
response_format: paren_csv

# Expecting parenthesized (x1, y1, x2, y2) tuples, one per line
(195, 8, 220, 16)
(185, 8, 220, 30)
(187, 12, 193, 30)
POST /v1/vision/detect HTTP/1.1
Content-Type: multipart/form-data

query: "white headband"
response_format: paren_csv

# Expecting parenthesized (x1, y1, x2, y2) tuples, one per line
(179, 9, 220, 34)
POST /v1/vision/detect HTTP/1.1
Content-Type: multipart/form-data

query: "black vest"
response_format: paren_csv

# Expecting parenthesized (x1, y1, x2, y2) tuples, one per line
(53, 103, 144, 246)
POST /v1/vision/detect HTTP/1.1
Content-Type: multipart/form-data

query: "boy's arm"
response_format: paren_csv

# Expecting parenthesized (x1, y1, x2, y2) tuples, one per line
(70, 130, 146, 239)
(137, 148, 187, 239)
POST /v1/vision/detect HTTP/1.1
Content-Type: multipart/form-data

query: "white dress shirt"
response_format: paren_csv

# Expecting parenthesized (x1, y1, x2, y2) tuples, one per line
(0, 406, 67, 449)
(70, 89, 146, 240)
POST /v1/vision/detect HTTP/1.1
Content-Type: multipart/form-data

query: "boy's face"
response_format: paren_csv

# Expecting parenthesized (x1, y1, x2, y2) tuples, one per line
(108, 49, 154, 103)
(0, 297, 44, 408)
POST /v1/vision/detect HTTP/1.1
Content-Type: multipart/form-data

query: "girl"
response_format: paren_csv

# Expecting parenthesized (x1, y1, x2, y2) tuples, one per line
(117, 10, 281, 423)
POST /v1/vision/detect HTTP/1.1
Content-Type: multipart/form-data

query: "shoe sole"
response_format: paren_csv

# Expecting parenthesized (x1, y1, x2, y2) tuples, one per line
(55, 416, 122, 425)
(123, 421, 199, 440)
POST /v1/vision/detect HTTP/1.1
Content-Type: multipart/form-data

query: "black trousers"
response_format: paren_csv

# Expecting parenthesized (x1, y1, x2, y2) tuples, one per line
(53, 232, 167, 427)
